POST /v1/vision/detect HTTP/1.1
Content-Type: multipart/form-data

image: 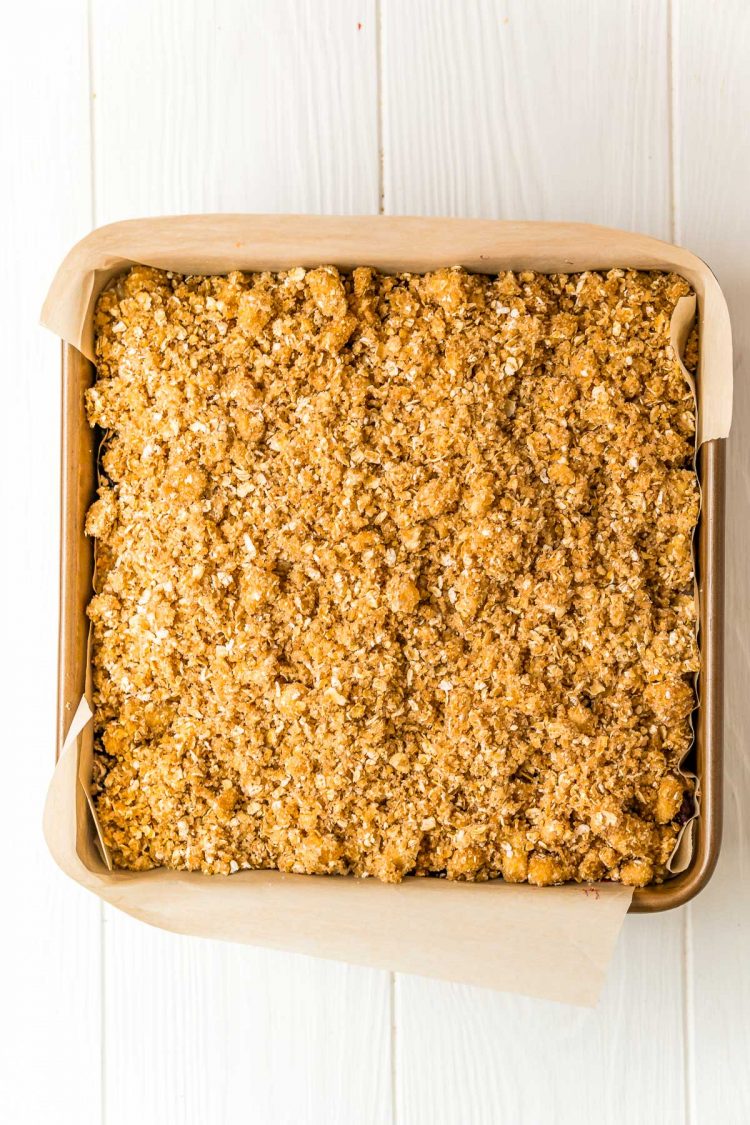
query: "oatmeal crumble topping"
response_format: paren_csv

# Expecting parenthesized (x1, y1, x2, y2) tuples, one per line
(86, 264, 699, 887)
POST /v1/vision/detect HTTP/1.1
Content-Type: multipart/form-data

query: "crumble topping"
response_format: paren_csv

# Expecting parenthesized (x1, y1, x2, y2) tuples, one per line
(86, 264, 699, 886)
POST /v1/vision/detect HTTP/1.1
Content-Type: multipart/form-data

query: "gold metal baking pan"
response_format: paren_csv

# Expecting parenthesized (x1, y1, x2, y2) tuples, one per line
(57, 329, 725, 914)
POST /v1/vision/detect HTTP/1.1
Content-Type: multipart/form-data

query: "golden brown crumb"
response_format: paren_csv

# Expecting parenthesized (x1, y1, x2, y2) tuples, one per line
(86, 264, 699, 887)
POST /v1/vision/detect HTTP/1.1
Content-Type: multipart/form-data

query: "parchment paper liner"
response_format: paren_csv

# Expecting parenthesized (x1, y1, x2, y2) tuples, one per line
(41, 217, 734, 1007)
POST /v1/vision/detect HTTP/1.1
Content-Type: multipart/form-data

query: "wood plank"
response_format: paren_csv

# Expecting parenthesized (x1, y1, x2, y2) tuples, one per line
(382, 0, 671, 234)
(90, 4, 391, 1123)
(0, 2, 102, 1122)
(105, 912, 392, 1125)
(674, 2, 750, 1121)
(382, 3, 687, 1120)
(91, 0, 380, 221)
(396, 916, 686, 1125)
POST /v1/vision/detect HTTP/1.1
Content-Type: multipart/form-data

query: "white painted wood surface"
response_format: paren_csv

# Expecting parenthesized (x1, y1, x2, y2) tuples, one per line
(675, 4, 750, 1121)
(0, 4, 101, 1123)
(1, 1, 748, 1122)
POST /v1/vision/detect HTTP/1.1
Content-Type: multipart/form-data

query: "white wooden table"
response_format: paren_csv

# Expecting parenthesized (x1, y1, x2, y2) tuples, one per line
(2, 2, 748, 1122)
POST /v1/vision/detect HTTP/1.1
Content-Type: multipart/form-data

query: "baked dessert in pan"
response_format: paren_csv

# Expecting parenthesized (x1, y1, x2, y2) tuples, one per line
(85, 264, 698, 886)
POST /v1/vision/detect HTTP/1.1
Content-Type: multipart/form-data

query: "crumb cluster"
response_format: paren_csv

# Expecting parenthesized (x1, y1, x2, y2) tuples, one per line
(86, 263, 699, 887)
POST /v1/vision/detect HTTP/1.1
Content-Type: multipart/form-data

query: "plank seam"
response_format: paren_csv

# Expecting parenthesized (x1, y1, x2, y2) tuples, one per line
(376, 0, 385, 213)
(99, 903, 106, 1125)
(86, 0, 98, 231)
(668, 0, 682, 244)
(684, 906, 696, 1125)
(390, 973, 398, 1125)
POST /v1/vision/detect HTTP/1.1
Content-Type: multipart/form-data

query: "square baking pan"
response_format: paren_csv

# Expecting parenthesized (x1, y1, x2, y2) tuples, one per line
(53, 219, 727, 914)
